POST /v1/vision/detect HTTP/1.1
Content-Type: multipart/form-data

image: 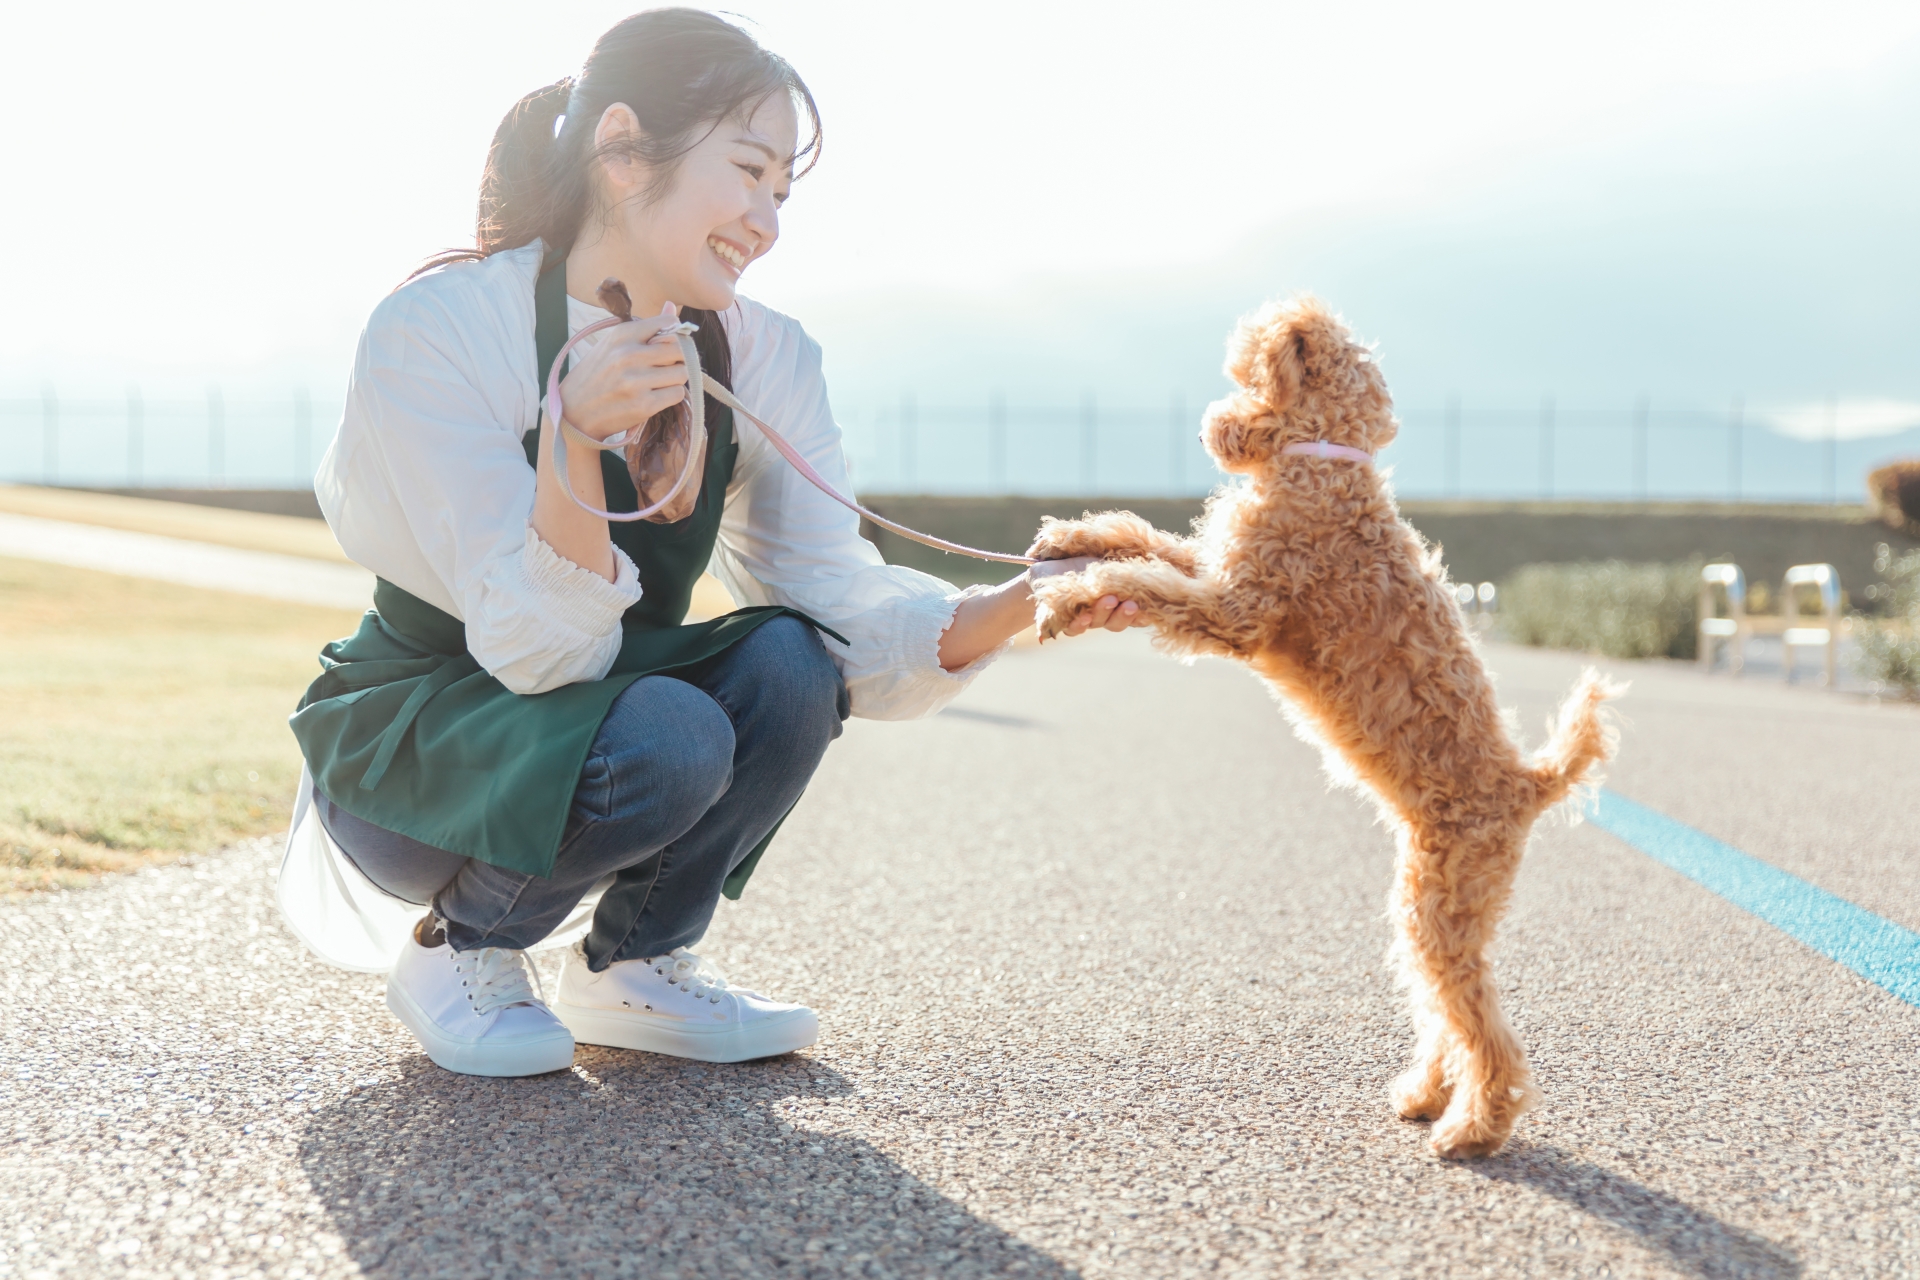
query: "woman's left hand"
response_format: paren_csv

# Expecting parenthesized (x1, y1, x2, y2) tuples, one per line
(937, 558, 1145, 671)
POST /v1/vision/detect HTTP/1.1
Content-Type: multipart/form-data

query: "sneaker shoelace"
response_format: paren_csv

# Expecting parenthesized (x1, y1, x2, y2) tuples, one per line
(645, 947, 730, 1005)
(457, 946, 545, 1016)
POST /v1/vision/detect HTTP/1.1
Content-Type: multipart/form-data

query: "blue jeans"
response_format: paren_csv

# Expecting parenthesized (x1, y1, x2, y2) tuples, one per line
(315, 616, 847, 971)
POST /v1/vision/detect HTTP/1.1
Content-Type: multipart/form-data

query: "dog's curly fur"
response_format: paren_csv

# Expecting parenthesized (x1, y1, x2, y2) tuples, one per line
(1028, 297, 1621, 1159)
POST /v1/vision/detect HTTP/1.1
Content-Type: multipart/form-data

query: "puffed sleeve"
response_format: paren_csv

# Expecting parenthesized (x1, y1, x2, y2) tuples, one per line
(319, 250, 643, 696)
(708, 302, 1011, 720)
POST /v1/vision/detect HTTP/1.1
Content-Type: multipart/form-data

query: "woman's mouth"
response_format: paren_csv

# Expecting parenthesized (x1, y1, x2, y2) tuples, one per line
(707, 237, 748, 273)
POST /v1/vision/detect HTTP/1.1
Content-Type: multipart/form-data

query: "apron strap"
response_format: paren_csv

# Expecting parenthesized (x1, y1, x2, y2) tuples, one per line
(536, 256, 570, 394)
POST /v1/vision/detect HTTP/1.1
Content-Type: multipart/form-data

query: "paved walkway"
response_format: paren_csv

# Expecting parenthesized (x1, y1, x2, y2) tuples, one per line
(3, 635, 1916, 1277)
(0, 513, 374, 611)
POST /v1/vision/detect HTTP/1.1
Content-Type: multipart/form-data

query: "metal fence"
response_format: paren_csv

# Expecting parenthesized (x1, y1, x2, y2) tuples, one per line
(4, 388, 1915, 502)
(2, 389, 337, 490)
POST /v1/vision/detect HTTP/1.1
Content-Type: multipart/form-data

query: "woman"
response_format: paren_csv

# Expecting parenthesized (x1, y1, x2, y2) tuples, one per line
(278, 9, 1140, 1078)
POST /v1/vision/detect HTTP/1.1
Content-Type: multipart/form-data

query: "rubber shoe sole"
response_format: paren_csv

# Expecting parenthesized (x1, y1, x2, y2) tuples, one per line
(554, 1001, 819, 1063)
(385, 981, 575, 1078)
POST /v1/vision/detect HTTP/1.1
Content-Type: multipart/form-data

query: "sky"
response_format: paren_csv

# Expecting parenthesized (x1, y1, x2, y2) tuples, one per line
(3, 1, 1918, 495)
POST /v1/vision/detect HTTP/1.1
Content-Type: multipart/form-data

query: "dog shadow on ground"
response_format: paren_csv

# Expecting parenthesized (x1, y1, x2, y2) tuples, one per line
(299, 1049, 1072, 1279)
(1476, 1143, 1801, 1280)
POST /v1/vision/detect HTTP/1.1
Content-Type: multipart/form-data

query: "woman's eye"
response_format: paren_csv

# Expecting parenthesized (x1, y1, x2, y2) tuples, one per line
(735, 162, 765, 182)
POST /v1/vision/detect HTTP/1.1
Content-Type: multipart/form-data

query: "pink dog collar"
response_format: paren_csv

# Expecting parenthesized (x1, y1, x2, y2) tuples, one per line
(1281, 440, 1374, 465)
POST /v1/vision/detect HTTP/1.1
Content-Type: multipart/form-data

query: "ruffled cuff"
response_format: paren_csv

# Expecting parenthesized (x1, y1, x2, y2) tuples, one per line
(906, 583, 1014, 684)
(521, 524, 644, 634)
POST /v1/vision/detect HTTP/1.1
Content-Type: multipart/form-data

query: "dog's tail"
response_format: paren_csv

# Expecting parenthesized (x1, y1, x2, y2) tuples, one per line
(1526, 668, 1624, 814)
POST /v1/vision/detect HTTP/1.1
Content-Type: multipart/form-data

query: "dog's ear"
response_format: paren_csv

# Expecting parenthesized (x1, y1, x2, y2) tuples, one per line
(1224, 301, 1306, 413)
(1199, 395, 1271, 473)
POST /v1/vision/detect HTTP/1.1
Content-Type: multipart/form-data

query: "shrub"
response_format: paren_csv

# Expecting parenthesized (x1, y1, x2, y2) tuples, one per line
(1497, 560, 1703, 660)
(1852, 542, 1920, 699)
(1866, 459, 1920, 538)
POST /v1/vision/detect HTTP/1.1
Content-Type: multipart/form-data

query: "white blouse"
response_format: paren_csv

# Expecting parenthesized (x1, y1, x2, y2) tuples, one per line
(314, 239, 1002, 715)
(281, 241, 1007, 972)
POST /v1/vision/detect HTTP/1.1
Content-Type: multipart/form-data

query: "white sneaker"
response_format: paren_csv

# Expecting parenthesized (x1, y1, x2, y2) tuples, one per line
(555, 944, 819, 1063)
(385, 931, 575, 1077)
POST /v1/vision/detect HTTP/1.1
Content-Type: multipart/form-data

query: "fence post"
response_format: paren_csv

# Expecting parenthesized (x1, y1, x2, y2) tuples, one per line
(1169, 391, 1185, 494)
(127, 383, 143, 485)
(1444, 395, 1461, 497)
(207, 385, 225, 486)
(1824, 397, 1837, 504)
(41, 382, 58, 484)
(987, 391, 1006, 494)
(1080, 392, 1096, 493)
(294, 387, 312, 482)
(1727, 396, 1743, 501)
(899, 392, 916, 491)
(1632, 394, 1649, 500)
(1539, 394, 1555, 500)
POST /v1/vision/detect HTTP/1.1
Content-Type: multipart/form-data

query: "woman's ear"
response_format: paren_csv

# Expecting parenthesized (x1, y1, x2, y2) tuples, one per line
(594, 102, 646, 191)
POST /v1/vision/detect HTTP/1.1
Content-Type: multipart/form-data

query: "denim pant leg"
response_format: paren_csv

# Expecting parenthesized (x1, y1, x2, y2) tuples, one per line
(432, 675, 735, 953)
(435, 616, 846, 961)
(584, 616, 849, 969)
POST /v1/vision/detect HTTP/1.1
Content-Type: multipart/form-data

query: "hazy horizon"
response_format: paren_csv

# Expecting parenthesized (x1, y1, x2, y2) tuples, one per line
(5, 1, 1917, 499)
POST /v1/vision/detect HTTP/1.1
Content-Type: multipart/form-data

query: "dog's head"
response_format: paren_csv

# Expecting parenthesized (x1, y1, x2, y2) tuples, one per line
(1199, 297, 1398, 475)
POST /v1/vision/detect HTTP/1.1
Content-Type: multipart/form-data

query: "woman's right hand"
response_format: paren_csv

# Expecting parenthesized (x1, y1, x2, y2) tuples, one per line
(555, 301, 689, 441)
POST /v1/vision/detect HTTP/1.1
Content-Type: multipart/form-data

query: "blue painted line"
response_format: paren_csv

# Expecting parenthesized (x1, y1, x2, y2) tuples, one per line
(1589, 788, 1920, 1008)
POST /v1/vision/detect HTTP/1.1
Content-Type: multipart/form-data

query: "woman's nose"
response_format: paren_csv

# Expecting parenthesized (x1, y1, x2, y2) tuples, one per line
(743, 190, 779, 247)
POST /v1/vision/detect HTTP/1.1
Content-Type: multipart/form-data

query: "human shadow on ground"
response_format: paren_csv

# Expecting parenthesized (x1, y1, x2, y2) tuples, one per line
(299, 1048, 1074, 1280)
(1475, 1143, 1801, 1280)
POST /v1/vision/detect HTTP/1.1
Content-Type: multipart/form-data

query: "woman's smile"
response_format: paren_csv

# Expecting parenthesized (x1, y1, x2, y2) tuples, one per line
(707, 235, 751, 275)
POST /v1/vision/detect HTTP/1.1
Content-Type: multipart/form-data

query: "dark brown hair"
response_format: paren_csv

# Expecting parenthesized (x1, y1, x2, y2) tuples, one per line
(417, 9, 821, 472)
(470, 8, 820, 263)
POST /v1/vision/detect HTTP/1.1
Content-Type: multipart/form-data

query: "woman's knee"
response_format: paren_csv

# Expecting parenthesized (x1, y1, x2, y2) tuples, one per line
(580, 677, 735, 824)
(737, 616, 849, 734)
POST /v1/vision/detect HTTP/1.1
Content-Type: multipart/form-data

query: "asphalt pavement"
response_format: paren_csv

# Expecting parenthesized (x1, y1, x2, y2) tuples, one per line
(4, 630, 1917, 1278)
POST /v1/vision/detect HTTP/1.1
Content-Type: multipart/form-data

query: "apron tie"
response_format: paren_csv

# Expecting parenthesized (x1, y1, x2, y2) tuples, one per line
(358, 653, 481, 791)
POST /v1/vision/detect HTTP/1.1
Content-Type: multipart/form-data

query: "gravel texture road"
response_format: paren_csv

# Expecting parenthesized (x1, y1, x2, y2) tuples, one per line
(4, 632, 1917, 1278)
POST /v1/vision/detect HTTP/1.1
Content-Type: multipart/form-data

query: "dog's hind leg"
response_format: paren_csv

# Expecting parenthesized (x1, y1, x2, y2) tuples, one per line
(1390, 825, 1536, 1158)
(1389, 979, 1455, 1122)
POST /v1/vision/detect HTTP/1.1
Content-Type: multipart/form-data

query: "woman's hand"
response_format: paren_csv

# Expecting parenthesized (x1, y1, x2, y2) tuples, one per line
(531, 302, 690, 582)
(555, 301, 689, 440)
(936, 558, 1146, 671)
(1026, 557, 1143, 637)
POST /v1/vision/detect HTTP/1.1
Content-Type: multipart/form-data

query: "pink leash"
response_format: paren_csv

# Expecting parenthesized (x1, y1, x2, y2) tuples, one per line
(545, 290, 1373, 566)
(546, 309, 1037, 564)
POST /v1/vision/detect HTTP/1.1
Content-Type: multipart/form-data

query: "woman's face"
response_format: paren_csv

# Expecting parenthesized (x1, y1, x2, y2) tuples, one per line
(592, 93, 799, 312)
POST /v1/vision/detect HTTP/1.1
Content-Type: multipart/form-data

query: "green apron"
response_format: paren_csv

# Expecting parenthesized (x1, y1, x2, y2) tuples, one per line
(290, 259, 841, 894)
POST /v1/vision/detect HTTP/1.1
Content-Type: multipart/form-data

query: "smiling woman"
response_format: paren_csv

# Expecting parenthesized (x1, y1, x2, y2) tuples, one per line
(280, 8, 1142, 1083)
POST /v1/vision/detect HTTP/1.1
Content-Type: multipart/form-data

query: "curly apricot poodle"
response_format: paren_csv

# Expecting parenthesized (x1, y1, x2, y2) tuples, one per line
(1028, 298, 1621, 1158)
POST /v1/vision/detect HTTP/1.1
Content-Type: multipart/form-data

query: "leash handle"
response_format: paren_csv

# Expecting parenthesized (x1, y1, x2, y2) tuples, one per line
(544, 317, 707, 523)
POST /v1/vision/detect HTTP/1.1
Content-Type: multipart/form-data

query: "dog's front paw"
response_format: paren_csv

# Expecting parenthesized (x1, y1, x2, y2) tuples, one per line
(1030, 574, 1102, 641)
(1025, 517, 1107, 563)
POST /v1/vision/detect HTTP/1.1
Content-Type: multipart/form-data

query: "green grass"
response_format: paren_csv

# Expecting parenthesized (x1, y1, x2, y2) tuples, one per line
(1852, 544, 1920, 698)
(0, 556, 361, 894)
(1497, 560, 1703, 661)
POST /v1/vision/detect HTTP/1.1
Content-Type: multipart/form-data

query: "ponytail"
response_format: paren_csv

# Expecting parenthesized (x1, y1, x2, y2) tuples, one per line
(477, 77, 576, 257)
